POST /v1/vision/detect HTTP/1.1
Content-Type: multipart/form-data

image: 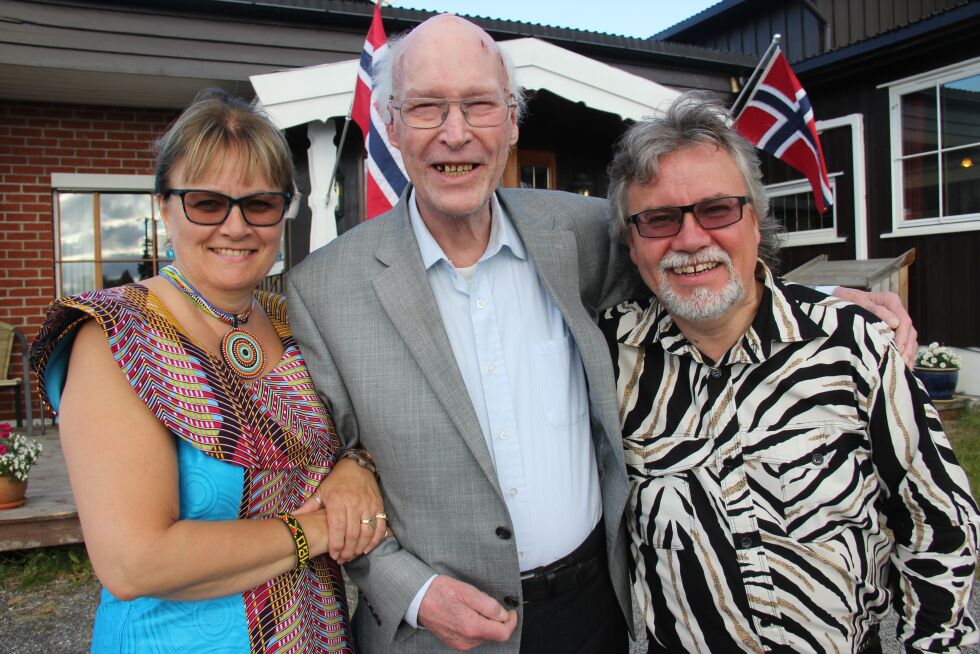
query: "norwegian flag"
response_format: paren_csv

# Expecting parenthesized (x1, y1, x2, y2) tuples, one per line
(352, 3, 408, 219)
(733, 48, 833, 213)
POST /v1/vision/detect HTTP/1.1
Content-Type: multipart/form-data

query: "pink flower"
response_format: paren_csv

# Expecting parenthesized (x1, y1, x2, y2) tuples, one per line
(0, 424, 9, 439)
(0, 444, 7, 455)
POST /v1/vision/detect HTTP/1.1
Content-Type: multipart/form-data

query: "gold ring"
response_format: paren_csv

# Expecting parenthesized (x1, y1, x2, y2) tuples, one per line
(375, 512, 388, 521)
(361, 515, 377, 528)
(312, 493, 323, 509)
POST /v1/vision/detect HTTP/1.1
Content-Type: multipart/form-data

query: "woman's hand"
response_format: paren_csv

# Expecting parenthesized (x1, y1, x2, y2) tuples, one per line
(295, 456, 386, 563)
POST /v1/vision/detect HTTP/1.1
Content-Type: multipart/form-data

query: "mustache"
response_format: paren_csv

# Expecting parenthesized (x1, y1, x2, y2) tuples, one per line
(659, 247, 733, 272)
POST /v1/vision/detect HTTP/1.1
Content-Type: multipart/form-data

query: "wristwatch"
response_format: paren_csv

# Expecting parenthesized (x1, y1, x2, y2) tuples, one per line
(341, 448, 378, 478)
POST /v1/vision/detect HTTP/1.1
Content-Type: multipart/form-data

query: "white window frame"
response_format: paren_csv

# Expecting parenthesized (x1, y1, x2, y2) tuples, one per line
(766, 174, 846, 248)
(51, 174, 157, 297)
(884, 56, 980, 237)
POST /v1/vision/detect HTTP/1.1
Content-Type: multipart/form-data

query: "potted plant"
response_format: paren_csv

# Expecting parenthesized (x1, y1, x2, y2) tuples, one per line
(0, 422, 43, 509)
(914, 342, 961, 401)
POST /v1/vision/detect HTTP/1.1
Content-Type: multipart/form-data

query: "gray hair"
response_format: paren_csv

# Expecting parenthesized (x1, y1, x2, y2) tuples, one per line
(373, 27, 527, 125)
(606, 92, 781, 269)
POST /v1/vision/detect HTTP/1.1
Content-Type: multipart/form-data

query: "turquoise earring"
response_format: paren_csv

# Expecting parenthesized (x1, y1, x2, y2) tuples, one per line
(165, 240, 175, 259)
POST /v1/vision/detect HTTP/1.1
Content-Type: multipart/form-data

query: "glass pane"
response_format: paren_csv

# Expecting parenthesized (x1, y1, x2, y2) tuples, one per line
(943, 145, 980, 217)
(901, 88, 937, 156)
(772, 191, 829, 232)
(60, 262, 96, 296)
(902, 155, 939, 220)
(156, 214, 170, 260)
(58, 193, 95, 261)
(520, 165, 550, 189)
(941, 73, 980, 149)
(100, 194, 154, 260)
(102, 261, 154, 289)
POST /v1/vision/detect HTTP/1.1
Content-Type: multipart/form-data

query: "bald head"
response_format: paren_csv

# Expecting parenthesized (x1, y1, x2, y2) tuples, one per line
(374, 14, 525, 123)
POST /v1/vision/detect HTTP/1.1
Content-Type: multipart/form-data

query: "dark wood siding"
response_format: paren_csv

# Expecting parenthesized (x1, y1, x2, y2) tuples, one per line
(662, 0, 969, 62)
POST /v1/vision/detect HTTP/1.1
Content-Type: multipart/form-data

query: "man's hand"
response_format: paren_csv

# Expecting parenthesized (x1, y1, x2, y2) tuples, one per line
(832, 287, 918, 367)
(418, 575, 518, 651)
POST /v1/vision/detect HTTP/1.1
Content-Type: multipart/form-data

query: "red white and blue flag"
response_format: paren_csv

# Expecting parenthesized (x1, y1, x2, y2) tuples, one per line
(733, 48, 833, 213)
(352, 3, 408, 219)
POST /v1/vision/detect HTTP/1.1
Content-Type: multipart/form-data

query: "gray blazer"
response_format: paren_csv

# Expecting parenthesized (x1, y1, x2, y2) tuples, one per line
(287, 187, 636, 653)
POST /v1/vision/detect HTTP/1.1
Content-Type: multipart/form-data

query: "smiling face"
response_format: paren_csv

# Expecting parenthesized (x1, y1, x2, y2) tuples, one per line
(386, 15, 518, 228)
(159, 150, 284, 305)
(626, 143, 761, 326)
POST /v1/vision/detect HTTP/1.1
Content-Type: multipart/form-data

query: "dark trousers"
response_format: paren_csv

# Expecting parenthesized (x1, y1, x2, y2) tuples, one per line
(518, 525, 628, 654)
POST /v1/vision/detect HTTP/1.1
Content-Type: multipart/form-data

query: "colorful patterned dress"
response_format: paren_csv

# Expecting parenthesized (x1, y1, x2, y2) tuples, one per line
(30, 284, 353, 654)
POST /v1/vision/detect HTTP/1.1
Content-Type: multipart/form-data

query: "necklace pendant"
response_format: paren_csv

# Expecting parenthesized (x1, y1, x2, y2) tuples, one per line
(221, 328, 266, 380)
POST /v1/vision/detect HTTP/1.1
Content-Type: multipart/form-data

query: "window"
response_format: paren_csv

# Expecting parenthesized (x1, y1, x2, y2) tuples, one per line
(517, 150, 556, 190)
(51, 175, 168, 296)
(888, 59, 980, 231)
(765, 176, 843, 248)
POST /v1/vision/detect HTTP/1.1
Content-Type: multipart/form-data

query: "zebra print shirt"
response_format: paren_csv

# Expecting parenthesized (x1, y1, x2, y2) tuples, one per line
(600, 264, 979, 653)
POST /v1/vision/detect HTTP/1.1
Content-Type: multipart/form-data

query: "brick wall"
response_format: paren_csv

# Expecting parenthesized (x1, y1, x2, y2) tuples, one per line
(0, 101, 178, 423)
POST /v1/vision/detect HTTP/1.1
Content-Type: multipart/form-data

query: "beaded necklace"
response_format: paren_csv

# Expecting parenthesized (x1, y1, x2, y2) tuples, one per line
(160, 265, 266, 380)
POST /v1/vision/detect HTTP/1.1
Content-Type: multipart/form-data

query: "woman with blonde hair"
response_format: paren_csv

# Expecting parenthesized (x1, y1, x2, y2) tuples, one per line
(31, 88, 383, 653)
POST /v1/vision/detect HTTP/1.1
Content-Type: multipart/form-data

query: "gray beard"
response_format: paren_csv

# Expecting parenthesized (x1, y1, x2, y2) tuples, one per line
(655, 249, 746, 323)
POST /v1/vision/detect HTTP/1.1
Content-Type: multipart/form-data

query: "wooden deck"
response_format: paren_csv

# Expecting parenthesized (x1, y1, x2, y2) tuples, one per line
(0, 426, 82, 551)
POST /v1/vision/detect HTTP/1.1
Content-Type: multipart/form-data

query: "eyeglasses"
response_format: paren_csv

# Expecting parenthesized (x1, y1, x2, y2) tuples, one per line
(628, 196, 748, 238)
(166, 189, 292, 227)
(390, 96, 517, 129)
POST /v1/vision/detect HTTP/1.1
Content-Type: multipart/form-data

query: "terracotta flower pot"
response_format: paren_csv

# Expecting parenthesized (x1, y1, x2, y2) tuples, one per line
(0, 475, 27, 510)
(914, 366, 960, 401)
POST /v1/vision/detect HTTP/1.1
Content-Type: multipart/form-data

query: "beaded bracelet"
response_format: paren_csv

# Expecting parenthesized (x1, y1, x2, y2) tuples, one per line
(275, 512, 310, 570)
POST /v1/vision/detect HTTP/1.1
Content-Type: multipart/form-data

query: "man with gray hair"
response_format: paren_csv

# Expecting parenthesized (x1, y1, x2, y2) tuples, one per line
(601, 93, 979, 654)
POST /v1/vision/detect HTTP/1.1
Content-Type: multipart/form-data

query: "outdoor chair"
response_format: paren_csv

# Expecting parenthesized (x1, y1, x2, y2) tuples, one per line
(0, 321, 34, 437)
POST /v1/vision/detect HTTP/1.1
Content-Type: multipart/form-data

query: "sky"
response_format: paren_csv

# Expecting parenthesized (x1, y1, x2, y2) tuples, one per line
(389, 0, 722, 38)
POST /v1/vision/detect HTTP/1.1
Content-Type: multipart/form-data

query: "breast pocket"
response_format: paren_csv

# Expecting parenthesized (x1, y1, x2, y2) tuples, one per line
(745, 423, 874, 543)
(532, 336, 588, 429)
(628, 435, 714, 551)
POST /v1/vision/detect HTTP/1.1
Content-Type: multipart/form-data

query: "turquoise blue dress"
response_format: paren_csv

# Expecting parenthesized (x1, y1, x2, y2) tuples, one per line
(31, 286, 353, 653)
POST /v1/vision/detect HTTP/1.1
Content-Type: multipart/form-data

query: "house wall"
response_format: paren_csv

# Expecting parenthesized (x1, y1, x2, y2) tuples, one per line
(0, 100, 177, 422)
(803, 52, 980, 348)
(663, 0, 968, 62)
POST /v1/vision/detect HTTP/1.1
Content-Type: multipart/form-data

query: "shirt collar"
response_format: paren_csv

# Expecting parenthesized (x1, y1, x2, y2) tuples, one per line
(617, 261, 827, 365)
(408, 190, 527, 271)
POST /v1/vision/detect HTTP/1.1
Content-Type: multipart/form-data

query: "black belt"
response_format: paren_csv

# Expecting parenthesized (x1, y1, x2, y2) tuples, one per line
(520, 523, 604, 605)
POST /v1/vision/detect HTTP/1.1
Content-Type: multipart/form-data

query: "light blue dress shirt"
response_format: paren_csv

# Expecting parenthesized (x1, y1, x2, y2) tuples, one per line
(403, 191, 601, 626)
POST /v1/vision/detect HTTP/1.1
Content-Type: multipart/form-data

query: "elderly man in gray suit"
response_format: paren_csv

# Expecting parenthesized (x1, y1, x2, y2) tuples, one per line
(287, 14, 916, 654)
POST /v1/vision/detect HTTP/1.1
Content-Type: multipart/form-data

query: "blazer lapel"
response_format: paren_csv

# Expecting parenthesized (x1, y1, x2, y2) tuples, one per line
(371, 204, 501, 489)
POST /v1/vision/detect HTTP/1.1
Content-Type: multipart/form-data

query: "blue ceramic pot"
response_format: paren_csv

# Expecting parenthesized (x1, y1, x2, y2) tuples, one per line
(914, 367, 959, 400)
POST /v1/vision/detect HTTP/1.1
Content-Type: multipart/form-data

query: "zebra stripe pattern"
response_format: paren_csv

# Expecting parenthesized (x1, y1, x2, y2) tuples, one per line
(600, 264, 979, 653)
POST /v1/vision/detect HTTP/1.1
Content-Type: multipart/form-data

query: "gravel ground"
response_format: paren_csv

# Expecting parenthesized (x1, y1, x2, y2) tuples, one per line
(2, 576, 978, 653)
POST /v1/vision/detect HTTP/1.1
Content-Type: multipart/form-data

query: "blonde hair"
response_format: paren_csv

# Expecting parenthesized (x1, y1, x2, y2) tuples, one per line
(154, 88, 294, 195)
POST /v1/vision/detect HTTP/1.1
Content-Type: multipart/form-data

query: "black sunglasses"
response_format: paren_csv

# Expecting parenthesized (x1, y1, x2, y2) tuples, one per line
(629, 196, 748, 238)
(166, 189, 292, 227)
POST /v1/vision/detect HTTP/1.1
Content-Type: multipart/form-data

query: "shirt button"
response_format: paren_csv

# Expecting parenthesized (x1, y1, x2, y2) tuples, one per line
(811, 453, 825, 465)
(759, 617, 772, 628)
(709, 367, 722, 378)
(503, 595, 520, 608)
(517, 551, 524, 559)
(488, 364, 496, 375)
(476, 299, 486, 309)
(499, 430, 509, 440)
(722, 457, 736, 469)
(740, 536, 753, 549)
(508, 488, 518, 497)
(495, 526, 512, 540)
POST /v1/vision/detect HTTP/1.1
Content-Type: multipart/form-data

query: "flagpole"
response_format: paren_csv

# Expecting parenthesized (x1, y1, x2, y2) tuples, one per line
(324, 0, 384, 207)
(730, 33, 782, 119)
(324, 100, 354, 207)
